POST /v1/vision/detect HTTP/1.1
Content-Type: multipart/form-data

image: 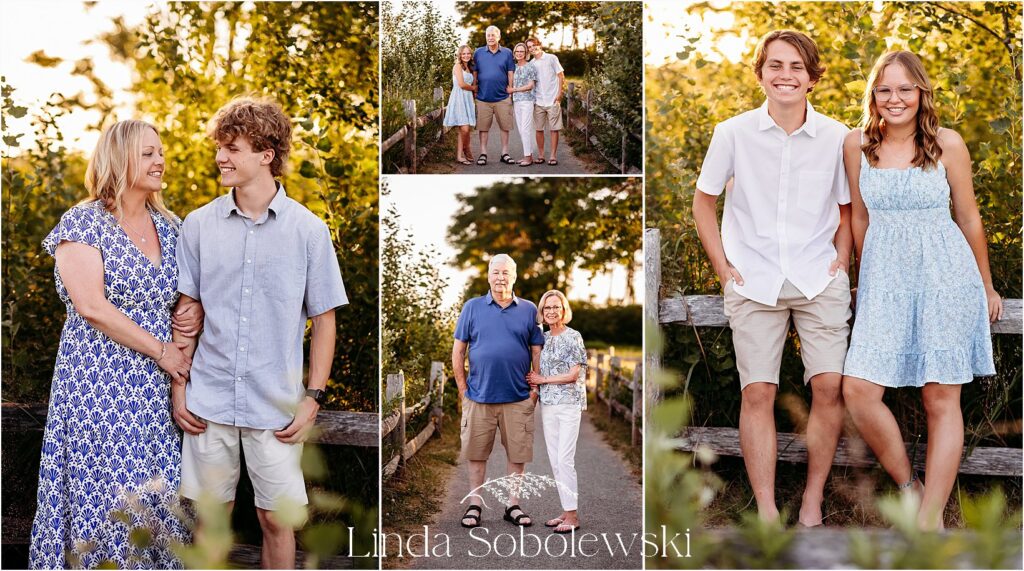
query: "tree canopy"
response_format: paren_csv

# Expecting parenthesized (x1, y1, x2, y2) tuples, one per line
(447, 177, 642, 304)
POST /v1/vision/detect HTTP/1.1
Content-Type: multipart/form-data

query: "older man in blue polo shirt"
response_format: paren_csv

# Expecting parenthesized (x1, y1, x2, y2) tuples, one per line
(453, 254, 544, 529)
(473, 25, 516, 166)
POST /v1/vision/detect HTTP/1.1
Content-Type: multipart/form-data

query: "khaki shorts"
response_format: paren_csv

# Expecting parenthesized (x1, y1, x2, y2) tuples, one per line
(724, 275, 852, 389)
(533, 104, 563, 131)
(460, 396, 535, 463)
(476, 98, 513, 132)
(180, 418, 307, 511)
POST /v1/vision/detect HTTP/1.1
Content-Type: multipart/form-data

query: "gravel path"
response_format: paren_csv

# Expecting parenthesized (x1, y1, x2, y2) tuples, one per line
(402, 408, 642, 569)
(444, 121, 594, 175)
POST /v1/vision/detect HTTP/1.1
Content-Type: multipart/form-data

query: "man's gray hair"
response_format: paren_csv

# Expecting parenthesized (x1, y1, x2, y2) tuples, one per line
(485, 25, 501, 37)
(488, 253, 516, 273)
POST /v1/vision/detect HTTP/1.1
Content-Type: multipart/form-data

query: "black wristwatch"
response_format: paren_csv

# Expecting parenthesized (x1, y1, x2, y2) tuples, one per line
(305, 388, 327, 405)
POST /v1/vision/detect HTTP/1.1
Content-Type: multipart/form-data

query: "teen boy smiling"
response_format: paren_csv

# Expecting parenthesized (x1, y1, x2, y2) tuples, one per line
(692, 30, 853, 527)
(171, 97, 348, 567)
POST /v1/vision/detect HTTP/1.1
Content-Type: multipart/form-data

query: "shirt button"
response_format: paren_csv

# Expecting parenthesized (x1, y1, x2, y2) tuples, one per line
(244, 288, 249, 294)
(246, 259, 252, 264)
(249, 230, 254, 234)
(236, 377, 242, 382)
(242, 317, 248, 322)
(240, 347, 246, 352)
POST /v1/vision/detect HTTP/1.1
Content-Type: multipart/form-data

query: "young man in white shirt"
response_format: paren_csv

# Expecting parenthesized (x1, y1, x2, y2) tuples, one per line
(526, 37, 565, 165)
(692, 30, 853, 527)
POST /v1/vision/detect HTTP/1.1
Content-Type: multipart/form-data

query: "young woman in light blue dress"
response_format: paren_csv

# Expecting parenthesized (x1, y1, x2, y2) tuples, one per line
(443, 44, 477, 165)
(841, 51, 1003, 531)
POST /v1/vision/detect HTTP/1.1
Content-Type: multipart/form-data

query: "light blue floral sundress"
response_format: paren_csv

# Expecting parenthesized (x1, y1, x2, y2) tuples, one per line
(29, 201, 190, 569)
(843, 138, 995, 387)
(443, 68, 476, 127)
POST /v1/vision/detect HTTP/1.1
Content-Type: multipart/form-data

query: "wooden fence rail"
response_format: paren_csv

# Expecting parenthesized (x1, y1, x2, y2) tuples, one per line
(381, 87, 447, 174)
(0, 403, 379, 448)
(381, 362, 445, 480)
(645, 227, 1024, 476)
(587, 350, 643, 446)
(565, 82, 642, 174)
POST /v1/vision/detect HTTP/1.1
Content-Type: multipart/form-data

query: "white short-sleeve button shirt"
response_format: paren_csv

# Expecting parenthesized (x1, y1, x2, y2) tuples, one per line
(696, 101, 850, 306)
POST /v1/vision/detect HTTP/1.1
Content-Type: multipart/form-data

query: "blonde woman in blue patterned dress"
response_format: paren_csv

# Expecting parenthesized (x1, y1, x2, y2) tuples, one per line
(29, 120, 202, 568)
(841, 51, 1002, 531)
(527, 290, 587, 534)
(443, 44, 478, 165)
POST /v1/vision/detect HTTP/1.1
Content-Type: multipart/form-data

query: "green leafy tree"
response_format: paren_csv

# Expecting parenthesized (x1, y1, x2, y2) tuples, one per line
(380, 185, 457, 405)
(380, 0, 458, 171)
(447, 177, 641, 304)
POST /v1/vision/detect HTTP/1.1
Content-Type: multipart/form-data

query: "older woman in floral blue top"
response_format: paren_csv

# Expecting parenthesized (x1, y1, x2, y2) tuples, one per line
(527, 289, 587, 534)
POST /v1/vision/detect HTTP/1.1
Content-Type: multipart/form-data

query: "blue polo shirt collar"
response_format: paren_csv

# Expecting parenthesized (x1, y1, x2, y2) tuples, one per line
(485, 291, 520, 306)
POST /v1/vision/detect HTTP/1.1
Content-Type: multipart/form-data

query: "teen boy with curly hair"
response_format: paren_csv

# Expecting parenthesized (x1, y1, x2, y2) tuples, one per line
(171, 97, 348, 567)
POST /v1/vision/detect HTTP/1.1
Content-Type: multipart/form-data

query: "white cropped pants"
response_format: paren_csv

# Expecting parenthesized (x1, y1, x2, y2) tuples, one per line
(513, 100, 537, 158)
(541, 403, 582, 511)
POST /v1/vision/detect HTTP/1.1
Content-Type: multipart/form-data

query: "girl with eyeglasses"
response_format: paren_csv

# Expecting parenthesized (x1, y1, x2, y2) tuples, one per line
(841, 51, 1002, 531)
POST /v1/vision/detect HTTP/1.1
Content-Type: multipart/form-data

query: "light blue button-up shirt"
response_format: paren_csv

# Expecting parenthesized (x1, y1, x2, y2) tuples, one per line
(177, 186, 348, 429)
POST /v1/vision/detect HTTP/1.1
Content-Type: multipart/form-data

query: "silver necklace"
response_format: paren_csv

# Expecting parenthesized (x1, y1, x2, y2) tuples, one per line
(120, 216, 150, 243)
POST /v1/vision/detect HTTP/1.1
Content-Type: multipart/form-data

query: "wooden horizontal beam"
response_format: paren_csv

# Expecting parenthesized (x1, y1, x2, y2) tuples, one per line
(1, 403, 379, 448)
(676, 426, 1021, 476)
(381, 125, 407, 152)
(659, 294, 1023, 335)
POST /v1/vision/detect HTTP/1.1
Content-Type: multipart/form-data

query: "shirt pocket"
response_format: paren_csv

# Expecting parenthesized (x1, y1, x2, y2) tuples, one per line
(797, 170, 833, 215)
(260, 256, 305, 303)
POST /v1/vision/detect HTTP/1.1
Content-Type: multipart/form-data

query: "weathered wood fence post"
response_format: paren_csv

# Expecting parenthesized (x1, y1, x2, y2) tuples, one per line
(609, 356, 620, 421)
(433, 87, 444, 124)
(620, 131, 628, 174)
(584, 89, 593, 147)
(402, 100, 417, 174)
(644, 228, 663, 422)
(567, 82, 575, 122)
(429, 361, 444, 432)
(386, 371, 406, 469)
(631, 366, 641, 446)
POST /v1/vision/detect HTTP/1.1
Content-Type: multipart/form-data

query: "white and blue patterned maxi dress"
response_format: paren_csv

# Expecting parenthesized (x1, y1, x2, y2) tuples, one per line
(843, 149, 995, 387)
(29, 201, 190, 569)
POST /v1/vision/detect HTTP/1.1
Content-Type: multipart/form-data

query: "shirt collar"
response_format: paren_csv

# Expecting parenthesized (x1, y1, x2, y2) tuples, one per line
(219, 183, 288, 219)
(757, 100, 818, 137)
(485, 291, 519, 306)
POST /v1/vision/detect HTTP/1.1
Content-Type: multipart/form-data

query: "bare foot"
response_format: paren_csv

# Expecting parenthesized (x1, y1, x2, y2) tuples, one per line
(798, 493, 823, 527)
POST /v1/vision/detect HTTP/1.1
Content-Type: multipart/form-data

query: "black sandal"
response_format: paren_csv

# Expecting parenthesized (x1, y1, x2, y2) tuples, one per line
(500, 153, 515, 164)
(503, 504, 533, 527)
(476, 154, 487, 165)
(461, 505, 482, 528)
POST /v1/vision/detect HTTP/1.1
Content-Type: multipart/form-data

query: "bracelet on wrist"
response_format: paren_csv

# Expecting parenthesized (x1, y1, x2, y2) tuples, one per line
(156, 342, 168, 363)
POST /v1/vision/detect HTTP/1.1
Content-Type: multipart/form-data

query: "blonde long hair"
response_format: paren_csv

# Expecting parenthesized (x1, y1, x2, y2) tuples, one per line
(84, 119, 175, 221)
(860, 51, 942, 169)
